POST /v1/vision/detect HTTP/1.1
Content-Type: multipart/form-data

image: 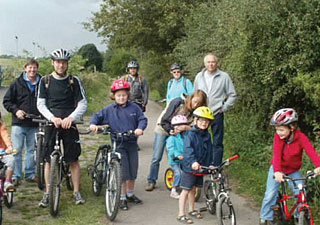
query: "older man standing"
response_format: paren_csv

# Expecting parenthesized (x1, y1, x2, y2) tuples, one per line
(194, 53, 237, 166)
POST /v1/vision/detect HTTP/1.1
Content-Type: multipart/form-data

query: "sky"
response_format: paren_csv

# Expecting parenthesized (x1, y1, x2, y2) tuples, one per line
(0, 0, 106, 57)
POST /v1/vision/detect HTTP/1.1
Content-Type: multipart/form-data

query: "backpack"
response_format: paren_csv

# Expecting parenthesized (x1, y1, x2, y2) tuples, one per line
(124, 74, 143, 85)
(44, 74, 74, 91)
(168, 77, 187, 93)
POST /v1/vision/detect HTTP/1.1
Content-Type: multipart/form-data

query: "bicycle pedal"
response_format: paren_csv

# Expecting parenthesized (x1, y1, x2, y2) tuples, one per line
(270, 205, 279, 210)
(6, 188, 16, 192)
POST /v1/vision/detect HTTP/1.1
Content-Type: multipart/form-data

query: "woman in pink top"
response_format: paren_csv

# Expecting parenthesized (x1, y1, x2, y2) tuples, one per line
(259, 108, 320, 225)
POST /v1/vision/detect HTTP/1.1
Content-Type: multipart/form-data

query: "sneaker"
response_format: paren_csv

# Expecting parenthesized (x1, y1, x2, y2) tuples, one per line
(127, 194, 143, 204)
(39, 193, 49, 208)
(145, 182, 155, 191)
(119, 199, 128, 210)
(73, 191, 85, 205)
(259, 219, 272, 225)
(4, 181, 14, 192)
(170, 191, 180, 199)
(13, 179, 22, 187)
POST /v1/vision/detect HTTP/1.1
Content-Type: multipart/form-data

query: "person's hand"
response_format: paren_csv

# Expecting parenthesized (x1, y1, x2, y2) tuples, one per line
(15, 110, 26, 120)
(5, 146, 13, 154)
(219, 108, 225, 114)
(134, 128, 143, 136)
(61, 117, 74, 129)
(274, 172, 284, 182)
(192, 162, 200, 170)
(314, 167, 320, 175)
(89, 124, 99, 133)
(169, 129, 177, 135)
(178, 155, 183, 160)
(51, 116, 62, 128)
(209, 165, 216, 170)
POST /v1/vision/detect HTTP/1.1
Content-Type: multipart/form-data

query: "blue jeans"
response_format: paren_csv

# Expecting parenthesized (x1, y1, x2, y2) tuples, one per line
(171, 164, 182, 187)
(260, 166, 303, 220)
(147, 132, 168, 183)
(211, 112, 224, 166)
(11, 126, 38, 180)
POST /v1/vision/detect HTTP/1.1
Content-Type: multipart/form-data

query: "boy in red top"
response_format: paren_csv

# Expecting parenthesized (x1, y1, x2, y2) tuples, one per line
(260, 108, 320, 225)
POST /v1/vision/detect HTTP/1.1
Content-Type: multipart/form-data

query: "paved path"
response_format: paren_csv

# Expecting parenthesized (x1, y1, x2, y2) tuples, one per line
(112, 100, 260, 225)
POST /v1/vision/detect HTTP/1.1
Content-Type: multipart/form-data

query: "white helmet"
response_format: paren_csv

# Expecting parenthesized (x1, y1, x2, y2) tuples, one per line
(270, 108, 298, 126)
(50, 49, 71, 60)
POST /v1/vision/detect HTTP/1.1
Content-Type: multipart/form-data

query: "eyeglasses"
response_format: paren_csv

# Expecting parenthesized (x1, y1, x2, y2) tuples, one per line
(172, 71, 181, 74)
(197, 118, 210, 123)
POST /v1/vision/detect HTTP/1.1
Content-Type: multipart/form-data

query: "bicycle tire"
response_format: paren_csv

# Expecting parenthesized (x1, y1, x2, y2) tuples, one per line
(36, 135, 45, 190)
(105, 159, 121, 221)
(49, 154, 61, 217)
(92, 148, 105, 196)
(298, 209, 311, 225)
(164, 168, 174, 191)
(65, 164, 73, 191)
(4, 192, 13, 208)
(204, 180, 218, 214)
(217, 195, 236, 225)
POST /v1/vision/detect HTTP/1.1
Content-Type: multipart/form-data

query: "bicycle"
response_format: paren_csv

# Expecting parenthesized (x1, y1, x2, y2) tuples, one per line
(32, 118, 82, 217)
(87, 126, 133, 221)
(271, 171, 319, 225)
(164, 157, 201, 201)
(200, 154, 239, 225)
(0, 149, 18, 225)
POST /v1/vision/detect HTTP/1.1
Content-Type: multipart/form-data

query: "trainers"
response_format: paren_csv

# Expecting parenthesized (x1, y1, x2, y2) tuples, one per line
(4, 181, 14, 192)
(119, 199, 128, 210)
(73, 191, 85, 205)
(39, 193, 49, 207)
(170, 191, 180, 199)
(127, 194, 143, 204)
(145, 182, 155, 191)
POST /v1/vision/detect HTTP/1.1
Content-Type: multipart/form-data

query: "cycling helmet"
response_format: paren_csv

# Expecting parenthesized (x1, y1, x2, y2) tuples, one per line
(270, 108, 298, 126)
(193, 106, 214, 120)
(110, 79, 130, 92)
(50, 49, 71, 61)
(127, 61, 139, 69)
(170, 63, 182, 71)
(171, 115, 188, 126)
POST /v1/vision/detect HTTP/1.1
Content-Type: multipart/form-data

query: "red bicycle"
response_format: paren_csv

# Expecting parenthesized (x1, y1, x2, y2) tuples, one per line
(272, 171, 319, 225)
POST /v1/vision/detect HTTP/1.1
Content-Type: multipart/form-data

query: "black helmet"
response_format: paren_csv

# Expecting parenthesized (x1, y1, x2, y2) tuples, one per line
(127, 61, 139, 69)
(170, 63, 182, 71)
(50, 49, 71, 61)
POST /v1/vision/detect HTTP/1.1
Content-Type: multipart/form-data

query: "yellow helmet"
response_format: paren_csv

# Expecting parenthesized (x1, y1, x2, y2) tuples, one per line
(193, 106, 214, 120)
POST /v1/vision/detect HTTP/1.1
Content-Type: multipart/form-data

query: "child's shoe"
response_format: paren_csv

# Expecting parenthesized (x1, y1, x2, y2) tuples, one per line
(39, 193, 49, 207)
(170, 190, 180, 199)
(4, 181, 14, 192)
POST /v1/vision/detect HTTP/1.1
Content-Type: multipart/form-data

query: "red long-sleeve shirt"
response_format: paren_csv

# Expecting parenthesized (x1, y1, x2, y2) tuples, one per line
(272, 129, 320, 174)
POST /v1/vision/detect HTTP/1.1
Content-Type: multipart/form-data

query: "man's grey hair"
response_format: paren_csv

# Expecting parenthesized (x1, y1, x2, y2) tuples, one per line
(204, 53, 219, 65)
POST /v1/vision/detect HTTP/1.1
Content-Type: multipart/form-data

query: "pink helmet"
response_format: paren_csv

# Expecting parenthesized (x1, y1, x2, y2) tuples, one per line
(270, 108, 298, 126)
(110, 79, 130, 92)
(171, 115, 189, 126)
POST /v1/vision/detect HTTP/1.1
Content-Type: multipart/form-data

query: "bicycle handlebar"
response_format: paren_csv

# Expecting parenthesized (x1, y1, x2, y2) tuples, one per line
(32, 118, 84, 126)
(25, 113, 42, 120)
(273, 171, 318, 184)
(0, 149, 18, 156)
(200, 154, 239, 174)
(97, 127, 134, 137)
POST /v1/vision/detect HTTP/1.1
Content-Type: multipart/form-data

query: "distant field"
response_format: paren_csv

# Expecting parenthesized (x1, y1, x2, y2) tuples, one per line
(0, 58, 25, 69)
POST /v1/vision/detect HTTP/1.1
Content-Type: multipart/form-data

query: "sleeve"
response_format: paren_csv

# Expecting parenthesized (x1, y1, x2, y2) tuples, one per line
(142, 78, 149, 106)
(183, 133, 197, 167)
(0, 124, 12, 148)
(89, 107, 109, 125)
(272, 134, 283, 172)
(300, 132, 320, 167)
(222, 74, 237, 112)
(166, 80, 171, 101)
(3, 81, 19, 114)
(37, 77, 54, 120)
(136, 106, 148, 130)
(186, 78, 194, 96)
(69, 77, 87, 120)
(160, 98, 182, 133)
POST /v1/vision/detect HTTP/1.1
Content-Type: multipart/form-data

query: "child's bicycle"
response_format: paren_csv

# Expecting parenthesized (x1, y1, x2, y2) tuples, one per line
(87, 126, 134, 221)
(271, 171, 319, 225)
(0, 149, 18, 225)
(200, 155, 239, 225)
(164, 157, 201, 201)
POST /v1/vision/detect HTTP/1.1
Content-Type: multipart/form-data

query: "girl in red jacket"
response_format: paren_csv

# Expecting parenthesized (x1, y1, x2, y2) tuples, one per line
(260, 108, 320, 225)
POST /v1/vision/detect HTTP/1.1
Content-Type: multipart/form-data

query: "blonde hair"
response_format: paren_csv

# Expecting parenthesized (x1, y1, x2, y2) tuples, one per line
(109, 89, 130, 100)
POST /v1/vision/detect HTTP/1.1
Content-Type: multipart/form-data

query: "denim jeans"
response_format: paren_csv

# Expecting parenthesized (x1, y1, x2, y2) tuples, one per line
(211, 112, 224, 166)
(147, 132, 169, 183)
(11, 126, 38, 180)
(171, 164, 182, 187)
(260, 166, 303, 220)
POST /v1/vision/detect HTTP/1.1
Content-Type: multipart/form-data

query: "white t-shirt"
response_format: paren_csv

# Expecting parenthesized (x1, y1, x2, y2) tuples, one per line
(204, 70, 215, 92)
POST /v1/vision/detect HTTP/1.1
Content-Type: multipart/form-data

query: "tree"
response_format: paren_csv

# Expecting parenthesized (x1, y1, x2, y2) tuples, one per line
(78, 43, 103, 71)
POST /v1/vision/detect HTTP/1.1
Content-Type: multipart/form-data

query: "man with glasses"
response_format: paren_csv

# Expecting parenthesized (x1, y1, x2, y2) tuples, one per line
(194, 53, 237, 166)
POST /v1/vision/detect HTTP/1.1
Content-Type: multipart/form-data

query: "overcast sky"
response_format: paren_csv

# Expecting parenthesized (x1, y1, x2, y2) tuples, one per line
(0, 0, 106, 57)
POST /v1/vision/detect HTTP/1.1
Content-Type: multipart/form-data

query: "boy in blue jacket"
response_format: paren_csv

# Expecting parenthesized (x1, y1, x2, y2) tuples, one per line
(177, 106, 214, 224)
(166, 115, 191, 199)
(90, 79, 148, 211)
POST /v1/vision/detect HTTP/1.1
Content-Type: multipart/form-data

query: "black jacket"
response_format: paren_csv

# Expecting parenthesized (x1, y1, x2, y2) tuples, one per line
(3, 73, 41, 127)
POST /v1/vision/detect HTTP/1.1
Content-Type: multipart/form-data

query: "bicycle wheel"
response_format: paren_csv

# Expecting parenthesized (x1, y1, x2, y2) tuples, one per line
(4, 192, 13, 208)
(194, 187, 201, 202)
(204, 180, 218, 214)
(217, 195, 236, 225)
(105, 159, 121, 221)
(164, 168, 174, 191)
(92, 148, 105, 196)
(64, 164, 73, 191)
(36, 135, 45, 190)
(298, 209, 311, 225)
(49, 154, 61, 217)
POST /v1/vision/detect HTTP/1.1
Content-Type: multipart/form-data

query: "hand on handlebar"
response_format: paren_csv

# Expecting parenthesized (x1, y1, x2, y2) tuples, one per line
(89, 124, 99, 133)
(134, 128, 143, 136)
(61, 117, 74, 129)
(5, 146, 13, 154)
(274, 172, 285, 183)
(192, 162, 200, 170)
(16, 110, 26, 120)
(314, 167, 320, 175)
(51, 116, 62, 128)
